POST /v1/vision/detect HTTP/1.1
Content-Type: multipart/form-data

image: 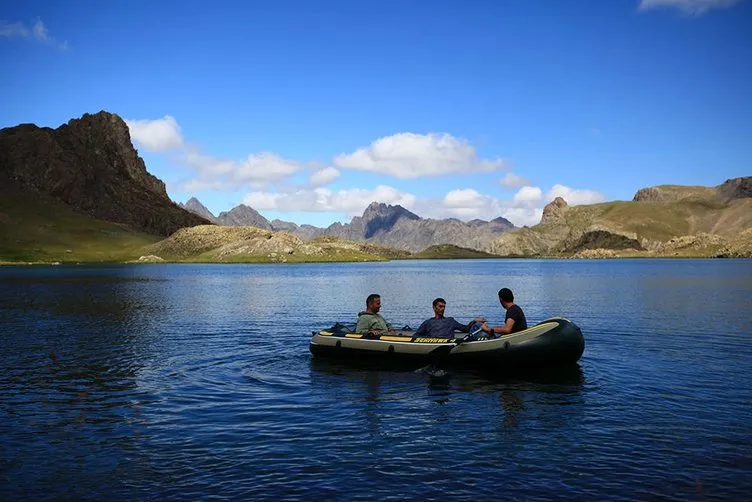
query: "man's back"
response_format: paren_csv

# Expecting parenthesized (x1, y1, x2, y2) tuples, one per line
(505, 304, 528, 333)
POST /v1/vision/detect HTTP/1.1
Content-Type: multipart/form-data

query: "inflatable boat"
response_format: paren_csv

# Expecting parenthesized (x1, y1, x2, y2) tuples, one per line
(309, 317, 585, 372)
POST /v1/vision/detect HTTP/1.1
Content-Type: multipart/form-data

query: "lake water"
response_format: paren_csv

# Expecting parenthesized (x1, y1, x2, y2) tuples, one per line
(1, 259, 751, 501)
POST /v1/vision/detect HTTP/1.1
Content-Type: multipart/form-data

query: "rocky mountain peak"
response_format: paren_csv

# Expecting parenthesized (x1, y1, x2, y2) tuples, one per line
(362, 202, 420, 221)
(360, 202, 420, 239)
(180, 197, 219, 223)
(0, 110, 209, 236)
(541, 196, 568, 224)
(718, 176, 752, 202)
(218, 204, 272, 230)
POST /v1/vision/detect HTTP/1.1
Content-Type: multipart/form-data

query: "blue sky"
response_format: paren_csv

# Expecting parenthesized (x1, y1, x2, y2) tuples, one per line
(2, 0, 750, 227)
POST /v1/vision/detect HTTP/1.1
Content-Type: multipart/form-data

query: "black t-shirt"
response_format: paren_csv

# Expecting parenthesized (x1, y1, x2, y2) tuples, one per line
(505, 304, 528, 333)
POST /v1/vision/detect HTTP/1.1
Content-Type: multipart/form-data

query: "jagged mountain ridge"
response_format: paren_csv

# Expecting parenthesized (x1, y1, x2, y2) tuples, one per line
(217, 204, 272, 230)
(180, 199, 516, 252)
(489, 176, 752, 257)
(0, 111, 210, 236)
(179, 197, 219, 224)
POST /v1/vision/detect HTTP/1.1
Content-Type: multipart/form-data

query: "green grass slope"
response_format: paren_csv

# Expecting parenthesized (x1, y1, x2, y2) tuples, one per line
(490, 196, 752, 257)
(412, 244, 499, 259)
(0, 184, 160, 264)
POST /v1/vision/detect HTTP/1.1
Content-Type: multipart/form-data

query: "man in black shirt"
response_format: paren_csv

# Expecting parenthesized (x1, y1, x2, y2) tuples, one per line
(480, 288, 528, 337)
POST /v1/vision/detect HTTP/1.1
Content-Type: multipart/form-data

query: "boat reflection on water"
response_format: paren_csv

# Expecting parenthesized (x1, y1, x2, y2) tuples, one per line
(308, 356, 586, 433)
(309, 354, 585, 386)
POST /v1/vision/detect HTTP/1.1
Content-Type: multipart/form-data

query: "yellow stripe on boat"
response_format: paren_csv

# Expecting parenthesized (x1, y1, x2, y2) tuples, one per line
(319, 331, 333, 336)
(380, 336, 413, 342)
(345, 334, 363, 338)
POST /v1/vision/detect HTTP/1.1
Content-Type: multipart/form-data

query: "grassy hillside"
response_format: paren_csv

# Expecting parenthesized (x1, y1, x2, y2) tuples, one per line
(412, 244, 500, 259)
(142, 226, 412, 263)
(0, 184, 160, 263)
(490, 195, 752, 257)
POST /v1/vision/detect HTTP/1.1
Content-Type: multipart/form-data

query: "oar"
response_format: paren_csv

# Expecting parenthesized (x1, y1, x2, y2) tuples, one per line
(427, 327, 483, 366)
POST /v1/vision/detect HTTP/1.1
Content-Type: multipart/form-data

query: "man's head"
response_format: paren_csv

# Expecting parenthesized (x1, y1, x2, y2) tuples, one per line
(432, 297, 446, 317)
(366, 293, 381, 313)
(498, 288, 514, 309)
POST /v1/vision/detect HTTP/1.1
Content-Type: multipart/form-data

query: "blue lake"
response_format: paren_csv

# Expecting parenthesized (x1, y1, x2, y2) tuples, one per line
(1, 259, 751, 500)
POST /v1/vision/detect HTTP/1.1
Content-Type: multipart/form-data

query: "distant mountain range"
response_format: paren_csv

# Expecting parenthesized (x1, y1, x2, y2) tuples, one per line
(179, 198, 516, 252)
(1, 109, 750, 262)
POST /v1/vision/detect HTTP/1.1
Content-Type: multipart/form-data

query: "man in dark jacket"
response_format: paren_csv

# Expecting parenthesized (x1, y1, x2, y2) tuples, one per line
(413, 298, 486, 339)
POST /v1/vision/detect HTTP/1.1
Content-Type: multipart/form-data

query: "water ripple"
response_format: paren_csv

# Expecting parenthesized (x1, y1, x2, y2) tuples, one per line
(1, 260, 751, 500)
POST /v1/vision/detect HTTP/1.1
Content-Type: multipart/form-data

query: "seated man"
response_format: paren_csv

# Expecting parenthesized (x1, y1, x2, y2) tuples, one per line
(479, 288, 528, 337)
(356, 293, 396, 335)
(413, 297, 486, 339)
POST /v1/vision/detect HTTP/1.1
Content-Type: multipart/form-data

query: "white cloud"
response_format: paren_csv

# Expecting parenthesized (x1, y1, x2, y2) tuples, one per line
(1, 19, 68, 50)
(237, 181, 606, 228)
(243, 185, 416, 216)
(513, 186, 543, 205)
(234, 153, 301, 183)
(638, 0, 742, 15)
(179, 179, 234, 193)
(0, 21, 29, 38)
(124, 115, 607, 229)
(545, 184, 606, 206)
(180, 151, 303, 190)
(499, 208, 544, 228)
(309, 166, 340, 186)
(125, 116, 184, 152)
(499, 172, 531, 188)
(443, 189, 487, 209)
(333, 132, 506, 179)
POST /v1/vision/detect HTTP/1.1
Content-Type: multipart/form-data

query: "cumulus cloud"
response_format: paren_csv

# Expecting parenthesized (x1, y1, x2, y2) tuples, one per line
(125, 116, 185, 152)
(0, 19, 68, 50)
(443, 189, 488, 209)
(309, 166, 340, 186)
(124, 115, 606, 228)
(499, 172, 531, 189)
(333, 132, 507, 179)
(242, 185, 416, 216)
(126, 116, 303, 189)
(638, 0, 743, 15)
(181, 150, 303, 189)
(546, 184, 606, 206)
(238, 185, 542, 227)
(513, 186, 543, 206)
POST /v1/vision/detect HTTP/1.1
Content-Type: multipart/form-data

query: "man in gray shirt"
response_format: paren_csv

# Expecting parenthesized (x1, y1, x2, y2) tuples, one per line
(413, 298, 486, 339)
(356, 293, 396, 335)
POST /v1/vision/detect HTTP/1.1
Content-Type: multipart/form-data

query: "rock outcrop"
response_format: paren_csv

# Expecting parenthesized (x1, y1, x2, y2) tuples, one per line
(633, 176, 751, 203)
(541, 197, 568, 224)
(561, 226, 644, 253)
(0, 111, 210, 236)
(718, 177, 752, 202)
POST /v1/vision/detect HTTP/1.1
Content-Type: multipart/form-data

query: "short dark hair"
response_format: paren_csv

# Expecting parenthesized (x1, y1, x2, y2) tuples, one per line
(366, 293, 380, 307)
(432, 297, 446, 307)
(498, 288, 514, 303)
